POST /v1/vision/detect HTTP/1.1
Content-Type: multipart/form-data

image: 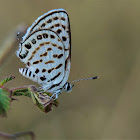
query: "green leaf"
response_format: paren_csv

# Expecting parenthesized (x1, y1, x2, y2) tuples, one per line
(0, 88, 10, 117)
(0, 76, 15, 87)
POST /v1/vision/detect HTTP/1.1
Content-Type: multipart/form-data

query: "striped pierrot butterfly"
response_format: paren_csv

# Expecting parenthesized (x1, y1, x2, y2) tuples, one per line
(16, 9, 98, 100)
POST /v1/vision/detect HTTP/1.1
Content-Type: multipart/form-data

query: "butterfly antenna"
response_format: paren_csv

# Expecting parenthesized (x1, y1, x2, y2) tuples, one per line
(70, 76, 99, 84)
(17, 32, 20, 41)
(17, 32, 22, 44)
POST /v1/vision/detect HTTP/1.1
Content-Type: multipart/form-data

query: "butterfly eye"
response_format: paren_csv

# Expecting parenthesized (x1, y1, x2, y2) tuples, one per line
(67, 84, 70, 90)
(65, 82, 72, 93)
(25, 43, 31, 49)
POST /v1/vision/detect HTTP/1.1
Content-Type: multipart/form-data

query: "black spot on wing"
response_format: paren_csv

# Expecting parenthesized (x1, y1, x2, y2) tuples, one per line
(50, 34, 55, 39)
(42, 69, 46, 72)
(58, 54, 63, 59)
(62, 36, 67, 41)
(37, 35, 42, 40)
(29, 71, 32, 77)
(47, 19, 52, 23)
(31, 39, 36, 44)
(48, 80, 63, 90)
(25, 68, 28, 75)
(35, 68, 39, 74)
(53, 17, 58, 20)
(41, 23, 46, 27)
(43, 33, 48, 38)
(40, 76, 46, 81)
(48, 72, 61, 82)
(25, 43, 32, 49)
(57, 29, 62, 34)
(55, 64, 63, 69)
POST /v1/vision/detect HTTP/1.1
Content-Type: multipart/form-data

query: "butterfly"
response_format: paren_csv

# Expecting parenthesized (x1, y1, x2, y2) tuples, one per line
(16, 9, 98, 100)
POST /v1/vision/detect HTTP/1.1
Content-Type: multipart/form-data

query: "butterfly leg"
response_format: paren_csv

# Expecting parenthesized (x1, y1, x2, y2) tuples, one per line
(50, 90, 61, 100)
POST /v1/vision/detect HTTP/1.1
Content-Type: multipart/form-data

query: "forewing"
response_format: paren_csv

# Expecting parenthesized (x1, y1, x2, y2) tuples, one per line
(17, 29, 65, 92)
(22, 9, 71, 54)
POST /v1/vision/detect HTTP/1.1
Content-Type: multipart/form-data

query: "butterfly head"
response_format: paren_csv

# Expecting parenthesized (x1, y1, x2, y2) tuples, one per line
(64, 82, 73, 93)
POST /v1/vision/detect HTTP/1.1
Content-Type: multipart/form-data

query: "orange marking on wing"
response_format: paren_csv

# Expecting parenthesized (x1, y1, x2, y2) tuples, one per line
(40, 43, 45, 46)
(40, 52, 48, 57)
(45, 42, 50, 45)
(62, 25, 66, 30)
(47, 48, 52, 51)
(58, 46, 63, 50)
(52, 43, 57, 47)
(45, 60, 54, 64)
(28, 42, 50, 61)
(61, 17, 65, 21)
(58, 38, 61, 41)
(53, 54, 58, 58)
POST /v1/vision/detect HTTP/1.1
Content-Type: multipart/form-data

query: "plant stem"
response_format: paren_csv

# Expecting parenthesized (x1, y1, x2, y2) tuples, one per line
(0, 131, 35, 140)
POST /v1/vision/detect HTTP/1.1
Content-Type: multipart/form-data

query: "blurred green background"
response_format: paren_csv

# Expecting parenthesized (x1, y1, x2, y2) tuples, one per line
(0, 0, 140, 139)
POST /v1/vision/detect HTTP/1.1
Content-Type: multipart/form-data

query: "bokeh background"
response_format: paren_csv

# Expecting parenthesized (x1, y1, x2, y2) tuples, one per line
(0, 0, 140, 139)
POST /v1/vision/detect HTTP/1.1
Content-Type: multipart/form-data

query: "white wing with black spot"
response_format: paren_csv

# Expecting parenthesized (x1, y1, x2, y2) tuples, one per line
(17, 9, 71, 93)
